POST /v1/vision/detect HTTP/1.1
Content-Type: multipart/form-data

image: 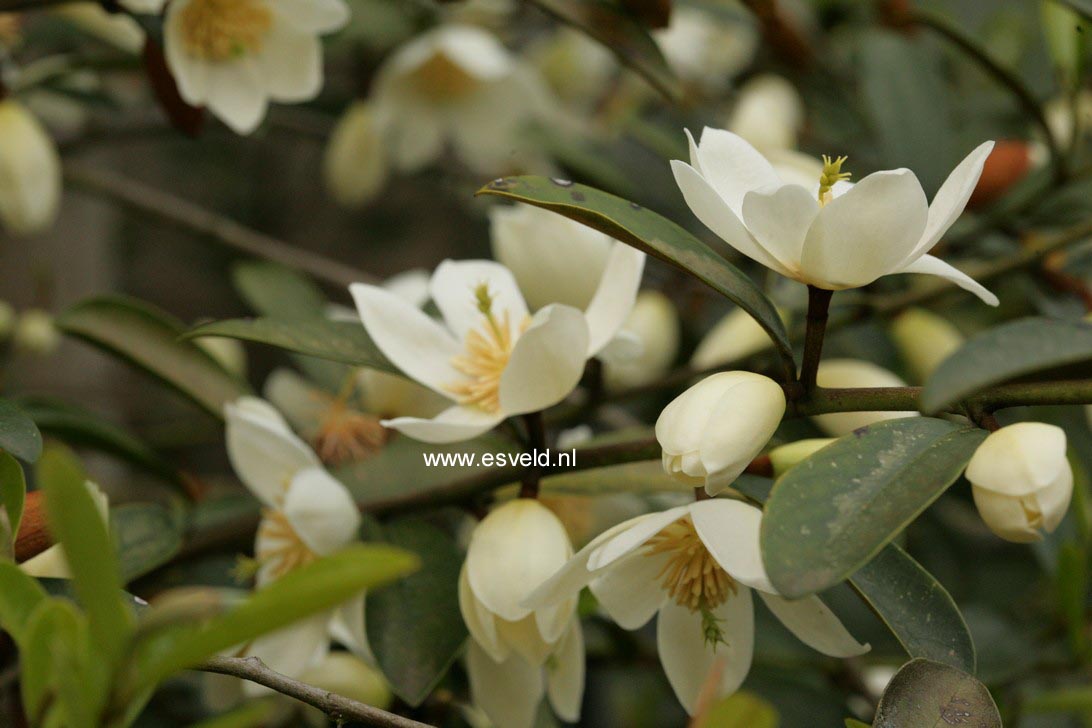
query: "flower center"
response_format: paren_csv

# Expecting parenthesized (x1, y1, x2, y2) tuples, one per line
(817, 154, 851, 207)
(447, 283, 525, 413)
(178, 0, 273, 62)
(313, 399, 389, 466)
(644, 517, 735, 612)
(411, 52, 479, 101)
(255, 508, 316, 581)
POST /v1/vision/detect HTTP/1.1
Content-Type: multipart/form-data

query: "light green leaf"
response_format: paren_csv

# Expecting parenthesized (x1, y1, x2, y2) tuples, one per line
(0, 397, 43, 462)
(1042, 0, 1088, 89)
(477, 176, 793, 375)
(0, 561, 48, 646)
(0, 452, 26, 544)
(849, 544, 975, 673)
(873, 659, 1000, 728)
(366, 519, 467, 706)
(21, 598, 96, 728)
(232, 261, 328, 320)
(761, 418, 986, 598)
(695, 691, 779, 727)
(113, 503, 184, 583)
(844, 720, 870, 728)
(130, 544, 419, 690)
(39, 445, 133, 666)
(183, 318, 398, 375)
(921, 317, 1092, 414)
(57, 296, 252, 418)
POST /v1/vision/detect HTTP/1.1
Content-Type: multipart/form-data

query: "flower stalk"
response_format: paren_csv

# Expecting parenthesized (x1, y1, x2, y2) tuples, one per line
(798, 286, 833, 392)
(520, 411, 547, 498)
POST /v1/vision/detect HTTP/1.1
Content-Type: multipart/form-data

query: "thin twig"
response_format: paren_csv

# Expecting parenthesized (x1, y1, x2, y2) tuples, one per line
(519, 411, 547, 498)
(63, 161, 378, 287)
(200, 655, 434, 728)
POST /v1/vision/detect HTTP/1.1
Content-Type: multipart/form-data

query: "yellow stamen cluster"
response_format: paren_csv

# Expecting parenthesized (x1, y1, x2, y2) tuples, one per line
(178, 0, 273, 62)
(818, 154, 851, 206)
(412, 52, 478, 100)
(645, 517, 736, 612)
(448, 283, 523, 413)
(255, 509, 316, 581)
(313, 400, 388, 466)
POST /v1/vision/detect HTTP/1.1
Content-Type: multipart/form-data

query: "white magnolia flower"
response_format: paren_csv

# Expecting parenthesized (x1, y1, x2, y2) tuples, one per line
(155, 0, 349, 134)
(224, 397, 369, 680)
(460, 499, 584, 728)
(351, 256, 643, 443)
(0, 99, 61, 236)
(602, 290, 680, 391)
(812, 359, 919, 436)
(690, 307, 785, 370)
(530, 27, 617, 108)
(526, 499, 868, 714)
(672, 128, 1000, 305)
(889, 308, 964, 382)
(965, 422, 1074, 543)
(654, 6, 758, 92)
(20, 482, 108, 578)
(657, 372, 785, 495)
(726, 74, 804, 154)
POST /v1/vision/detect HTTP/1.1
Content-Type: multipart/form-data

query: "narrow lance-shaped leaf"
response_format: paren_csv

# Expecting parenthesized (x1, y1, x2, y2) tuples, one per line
(873, 659, 1001, 728)
(57, 296, 252, 419)
(761, 418, 986, 598)
(0, 397, 43, 462)
(232, 261, 329, 320)
(477, 176, 794, 377)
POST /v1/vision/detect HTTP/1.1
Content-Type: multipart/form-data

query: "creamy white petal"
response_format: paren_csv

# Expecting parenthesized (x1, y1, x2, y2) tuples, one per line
(381, 405, 504, 444)
(328, 593, 376, 664)
(256, 22, 322, 102)
(689, 500, 774, 592)
(657, 591, 754, 715)
(245, 614, 330, 686)
(971, 488, 1043, 543)
(499, 304, 589, 415)
(671, 161, 793, 276)
(460, 566, 508, 662)
(693, 127, 781, 215)
(757, 592, 870, 657)
(423, 25, 514, 81)
(467, 642, 544, 728)
(741, 184, 817, 272)
(19, 545, 70, 579)
(582, 243, 646, 356)
(965, 422, 1069, 495)
(587, 506, 691, 571)
(349, 282, 463, 395)
(383, 103, 445, 172)
(203, 59, 270, 135)
(697, 375, 785, 495)
(224, 397, 319, 506)
(282, 467, 360, 556)
(0, 101, 61, 236)
(896, 255, 999, 306)
(589, 552, 669, 629)
(535, 597, 576, 645)
(429, 259, 529, 342)
(546, 620, 585, 722)
(268, 0, 350, 33)
(800, 169, 928, 289)
(1035, 468, 1074, 534)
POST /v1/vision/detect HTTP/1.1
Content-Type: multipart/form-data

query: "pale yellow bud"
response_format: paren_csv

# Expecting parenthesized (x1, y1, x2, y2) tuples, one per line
(768, 438, 836, 477)
(603, 291, 680, 391)
(298, 652, 393, 714)
(194, 336, 247, 378)
(13, 309, 60, 356)
(0, 100, 61, 236)
(890, 308, 964, 382)
(691, 307, 787, 370)
(323, 101, 389, 208)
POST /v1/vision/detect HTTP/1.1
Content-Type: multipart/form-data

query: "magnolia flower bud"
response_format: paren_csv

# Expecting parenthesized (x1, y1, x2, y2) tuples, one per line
(298, 652, 393, 714)
(656, 371, 785, 495)
(812, 359, 918, 436)
(13, 309, 60, 356)
(965, 422, 1073, 543)
(0, 100, 61, 236)
(323, 101, 389, 208)
(603, 291, 680, 391)
(194, 336, 247, 378)
(768, 438, 836, 477)
(726, 74, 804, 153)
(690, 307, 784, 370)
(889, 308, 964, 382)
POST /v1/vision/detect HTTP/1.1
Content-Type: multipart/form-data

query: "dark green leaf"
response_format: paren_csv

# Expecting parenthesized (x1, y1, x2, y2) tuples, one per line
(366, 519, 467, 706)
(873, 659, 1000, 728)
(0, 397, 43, 462)
(525, 0, 681, 102)
(477, 176, 793, 375)
(0, 452, 26, 543)
(232, 261, 329, 320)
(921, 317, 1092, 414)
(57, 296, 251, 418)
(183, 317, 398, 375)
(113, 503, 184, 583)
(849, 544, 975, 673)
(761, 418, 986, 598)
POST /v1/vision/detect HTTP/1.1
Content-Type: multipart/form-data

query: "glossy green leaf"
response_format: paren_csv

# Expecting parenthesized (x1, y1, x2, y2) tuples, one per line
(39, 445, 133, 666)
(113, 502, 184, 583)
(761, 418, 986, 598)
(232, 261, 328, 320)
(366, 519, 467, 706)
(873, 659, 1001, 728)
(477, 176, 793, 374)
(525, 0, 681, 102)
(849, 544, 975, 673)
(183, 317, 398, 375)
(696, 691, 779, 728)
(0, 397, 43, 462)
(130, 544, 419, 689)
(921, 317, 1092, 414)
(57, 296, 252, 418)
(0, 452, 26, 544)
(0, 561, 48, 646)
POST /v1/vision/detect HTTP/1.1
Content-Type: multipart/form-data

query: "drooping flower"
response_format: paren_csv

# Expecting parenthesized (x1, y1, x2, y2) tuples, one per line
(157, 0, 349, 134)
(965, 422, 1074, 543)
(0, 99, 61, 236)
(224, 397, 370, 679)
(460, 499, 584, 728)
(526, 499, 868, 714)
(657, 372, 786, 495)
(812, 359, 918, 436)
(351, 256, 643, 443)
(671, 128, 1000, 304)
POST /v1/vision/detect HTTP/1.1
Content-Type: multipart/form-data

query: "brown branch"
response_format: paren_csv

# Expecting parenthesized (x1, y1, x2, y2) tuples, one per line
(798, 286, 833, 392)
(200, 655, 434, 728)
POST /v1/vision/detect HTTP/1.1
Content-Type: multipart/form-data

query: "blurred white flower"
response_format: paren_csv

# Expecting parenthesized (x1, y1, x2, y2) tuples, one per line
(811, 359, 918, 436)
(656, 372, 785, 495)
(529, 28, 617, 109)
(690, 306, 785, 371)
(20, 481, 108, 578)
(0, 100, 61, 236)
(654, 6, 758, 93)
(351, 256, 642, 443)
(156, 0, 349, 134)
(224, 397, 370, 682)
(965, 422, 1073, 543)
(672, 128, 999, 304)
(526, 499, 867, 715)
(12, 309, 61, 356)
(460, 499, 584, 728)
(298, 652, 393, 726)
(601, 290, 679, 391)
(726, 74, 804, 154)
(889, 308, 964, 383)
